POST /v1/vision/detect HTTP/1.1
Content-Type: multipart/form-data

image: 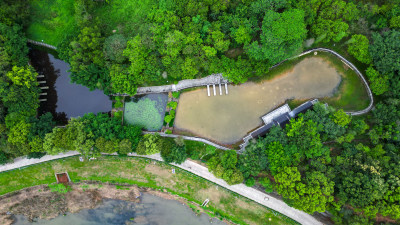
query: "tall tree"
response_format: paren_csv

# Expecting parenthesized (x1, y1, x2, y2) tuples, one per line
(69, 26, 109, 91)
(347, 34, 372, 64)
(246, 9, 307, 65)
(369, 31, 400, 76)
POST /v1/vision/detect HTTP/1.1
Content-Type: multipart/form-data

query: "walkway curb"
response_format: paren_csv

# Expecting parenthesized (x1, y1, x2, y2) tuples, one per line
(294, 48, 373, 116)
(143, 131, 231, 151)
(0, 152, 322, 225)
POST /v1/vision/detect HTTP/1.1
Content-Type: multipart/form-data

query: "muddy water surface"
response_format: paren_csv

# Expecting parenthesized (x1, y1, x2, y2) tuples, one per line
(13, 194, 226, 225)
(174, 57, 341, 144)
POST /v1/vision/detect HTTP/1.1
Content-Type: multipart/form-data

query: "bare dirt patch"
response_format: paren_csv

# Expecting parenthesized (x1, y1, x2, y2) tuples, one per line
(196, 187, 229, 206)
(145, 164, 172, 179)
(0, 183, 141, 225)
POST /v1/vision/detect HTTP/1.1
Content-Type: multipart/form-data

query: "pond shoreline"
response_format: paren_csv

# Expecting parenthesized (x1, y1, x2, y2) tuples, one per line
(0, 183, 229, 225)
(174, 57, 342, 144)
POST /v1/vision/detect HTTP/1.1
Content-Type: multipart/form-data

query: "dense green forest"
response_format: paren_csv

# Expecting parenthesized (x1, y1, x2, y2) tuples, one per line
(1, 0, 400, 224)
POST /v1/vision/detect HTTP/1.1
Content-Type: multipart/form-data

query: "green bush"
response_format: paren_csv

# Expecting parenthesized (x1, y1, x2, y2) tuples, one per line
(27, 152, 46, 159)
(114, 111, 123, 120)
(207, 150, 244, 185)
(48, 183, 71, 194)
(164, 115, 173, 124)
(165, 129, 172, 134)
(245, 177, 255, 187)
(160, 139, 187, 164)
(103, 34, 127, 63)
(136, 133, 162, 155)
(167, 101, 178, 110)
(259, 177, 274, 193)
(169, 109, 175, 117)
(0, 152, 8, 165)
(164, 109, 176, 125)
(114, 97, 124, 108)
(172, 91, 180, 99)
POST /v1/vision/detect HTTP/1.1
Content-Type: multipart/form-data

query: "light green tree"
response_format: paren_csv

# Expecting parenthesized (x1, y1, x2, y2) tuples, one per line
(365, 66, 389, 96)
(8, 120, 31, 146)
(348, 34, 372, 64)
(275, 167, 334, 213)
(332, 109, 351, 127)
(136, 133, 162, 155)
(6, 66, 37, 88)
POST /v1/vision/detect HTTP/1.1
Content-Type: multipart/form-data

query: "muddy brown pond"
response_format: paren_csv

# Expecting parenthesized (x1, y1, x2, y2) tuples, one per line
(174, 57, 342, 144)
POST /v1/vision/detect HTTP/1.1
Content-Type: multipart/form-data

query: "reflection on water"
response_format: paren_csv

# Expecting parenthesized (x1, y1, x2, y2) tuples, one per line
(29, 49, 112, 120)
(174, 57, 342, 144)
(13, 193, 226, 225)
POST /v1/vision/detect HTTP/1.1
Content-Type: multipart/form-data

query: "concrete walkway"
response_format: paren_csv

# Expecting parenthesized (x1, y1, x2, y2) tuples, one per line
(27, 39, 57, 50)
(0, 152, 322, 225)
(0, 151, 79, 172)
(143, 131, 231, 151)
(114, 73, 228, 96)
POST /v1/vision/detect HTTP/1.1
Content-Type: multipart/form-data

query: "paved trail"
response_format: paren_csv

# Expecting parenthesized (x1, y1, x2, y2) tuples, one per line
(0, 152, 322, 225)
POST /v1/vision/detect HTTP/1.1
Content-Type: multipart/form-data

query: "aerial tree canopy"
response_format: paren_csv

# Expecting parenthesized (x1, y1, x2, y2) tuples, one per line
(369, 31, 400, 77)
(246, 9, 307, 65)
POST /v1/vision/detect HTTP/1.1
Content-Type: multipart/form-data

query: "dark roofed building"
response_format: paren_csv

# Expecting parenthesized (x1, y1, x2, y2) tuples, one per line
(250, 123, 274, 139)
(289, 101, 314, 118)
(273, 112, 291, 128)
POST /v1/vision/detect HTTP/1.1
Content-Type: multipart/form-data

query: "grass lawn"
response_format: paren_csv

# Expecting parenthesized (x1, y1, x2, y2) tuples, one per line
(26, 0, 157, 46)
(317, 52, 370, 111)
(0, 156, 296, 225)
(92, 0, 157, 35)
(27, 0, 76, 46)
(252, 51, 370, 112)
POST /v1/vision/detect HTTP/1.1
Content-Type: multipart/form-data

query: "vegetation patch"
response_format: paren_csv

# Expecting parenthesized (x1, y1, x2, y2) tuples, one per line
(254, 52, 370, 112)
(0, 156, 294, 225)
(124, 94, 168, 131)
(27, 0, 76, 46)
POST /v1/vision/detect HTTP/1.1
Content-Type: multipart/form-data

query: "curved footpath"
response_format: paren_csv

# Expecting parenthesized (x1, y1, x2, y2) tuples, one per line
(143, 131, 231, 151)
(295, 48, 373, 116)
(0, 152, 322, 225)
(27, 39, 57, 50)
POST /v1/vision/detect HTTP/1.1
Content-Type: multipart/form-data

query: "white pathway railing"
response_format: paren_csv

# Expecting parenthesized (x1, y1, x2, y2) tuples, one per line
(293, 48, 373, 116)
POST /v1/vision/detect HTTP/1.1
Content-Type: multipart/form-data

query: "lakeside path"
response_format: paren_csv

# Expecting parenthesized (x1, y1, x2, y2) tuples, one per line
(0, 152, 322, 225)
